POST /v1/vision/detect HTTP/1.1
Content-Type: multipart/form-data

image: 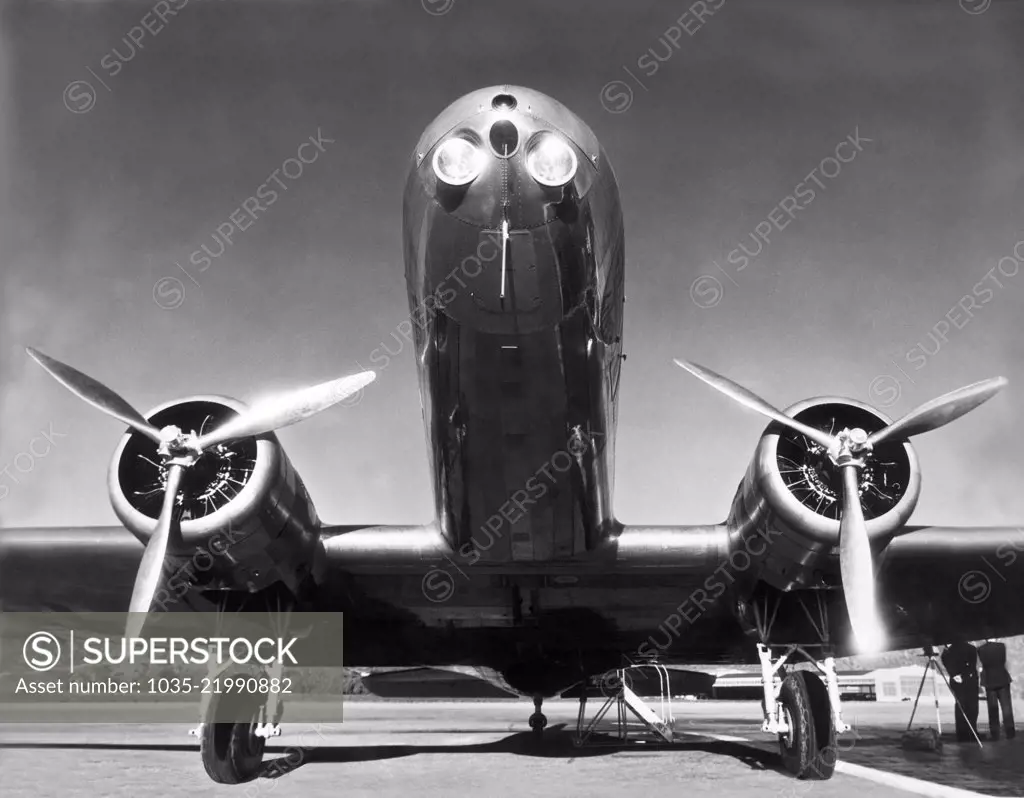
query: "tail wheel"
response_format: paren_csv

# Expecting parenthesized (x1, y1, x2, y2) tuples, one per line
(200, 687, 267, 784)
(777, 672, 836, 780)
(529, 712, 548, 737)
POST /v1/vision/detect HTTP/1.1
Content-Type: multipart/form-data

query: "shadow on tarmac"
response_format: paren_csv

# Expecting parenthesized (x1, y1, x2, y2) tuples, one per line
(0, 724, 784, 782)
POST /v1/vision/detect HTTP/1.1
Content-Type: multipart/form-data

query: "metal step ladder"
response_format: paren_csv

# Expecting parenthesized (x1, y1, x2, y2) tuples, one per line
(574, 663, 676, 746)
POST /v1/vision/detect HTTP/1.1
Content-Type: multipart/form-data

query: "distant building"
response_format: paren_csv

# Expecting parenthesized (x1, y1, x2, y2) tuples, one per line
(711, 668, 876, 700)
(870, 665, 955, 704)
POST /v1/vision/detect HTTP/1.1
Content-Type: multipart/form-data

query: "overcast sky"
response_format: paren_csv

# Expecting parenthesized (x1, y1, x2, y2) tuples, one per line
(2, 0, 1023, 530)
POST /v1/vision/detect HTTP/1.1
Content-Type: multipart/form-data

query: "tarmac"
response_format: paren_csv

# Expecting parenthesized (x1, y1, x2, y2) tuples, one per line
(1, 698, 1022, 797)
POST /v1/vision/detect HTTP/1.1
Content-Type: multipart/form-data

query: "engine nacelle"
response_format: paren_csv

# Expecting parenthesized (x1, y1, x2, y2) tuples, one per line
(108, 396, 321, 596)
(728, 397, 921, 592)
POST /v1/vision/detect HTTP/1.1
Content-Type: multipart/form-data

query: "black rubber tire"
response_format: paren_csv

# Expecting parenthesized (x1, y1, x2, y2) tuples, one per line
(803, 671, 837, 779)
(532, 712, 548, 741)
(200, 688, 267, 784)
(777, 672, 836, 780)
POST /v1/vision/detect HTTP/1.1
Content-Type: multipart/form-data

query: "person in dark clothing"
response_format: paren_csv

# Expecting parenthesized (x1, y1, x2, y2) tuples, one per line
(978, 639, 1016, 740)
(941, 639, 980, 742)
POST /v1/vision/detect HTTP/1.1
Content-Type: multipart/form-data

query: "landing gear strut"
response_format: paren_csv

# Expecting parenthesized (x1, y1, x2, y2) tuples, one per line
(748, 591, 851, 780)
(529, 695, 547, 739)
(190, 595, 290, 784)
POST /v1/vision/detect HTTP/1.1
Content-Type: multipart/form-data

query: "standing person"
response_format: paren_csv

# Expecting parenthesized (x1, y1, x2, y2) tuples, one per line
(941, 639, 980, 742)
(978, 638, 1016, 740)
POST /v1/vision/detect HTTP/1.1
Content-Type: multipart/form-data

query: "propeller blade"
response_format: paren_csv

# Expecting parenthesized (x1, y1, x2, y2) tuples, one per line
(673, 359, 836, 450)
(126, 463, 185, 640)
(194, 370, 376, 450)
(837, 465, 883, 653)
(866, 376, 1007, 449)
(26, 347, 163, 445)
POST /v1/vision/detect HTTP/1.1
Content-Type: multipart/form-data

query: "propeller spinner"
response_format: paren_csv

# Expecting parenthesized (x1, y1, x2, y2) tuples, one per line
(26, 347, 375, 639)
(674, 358, 1006, 653)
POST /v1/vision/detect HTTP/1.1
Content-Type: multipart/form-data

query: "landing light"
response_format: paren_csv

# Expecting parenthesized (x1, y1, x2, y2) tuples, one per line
(526, 132, 578, 187)
(432, 137, 483, 186)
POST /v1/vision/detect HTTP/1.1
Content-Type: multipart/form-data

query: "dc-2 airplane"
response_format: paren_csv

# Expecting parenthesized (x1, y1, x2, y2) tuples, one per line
(3, 86, 1023, 784)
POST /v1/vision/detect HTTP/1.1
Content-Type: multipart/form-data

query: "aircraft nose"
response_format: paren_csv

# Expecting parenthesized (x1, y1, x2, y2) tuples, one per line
(488, 118, 520, 159)
(420, 91, 597, 230)
(487, 90, 521, 157)
(490, 91, 518, 112)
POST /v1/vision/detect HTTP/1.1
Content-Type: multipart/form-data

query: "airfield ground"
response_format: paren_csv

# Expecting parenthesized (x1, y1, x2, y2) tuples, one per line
(1, 699, 1022, 797)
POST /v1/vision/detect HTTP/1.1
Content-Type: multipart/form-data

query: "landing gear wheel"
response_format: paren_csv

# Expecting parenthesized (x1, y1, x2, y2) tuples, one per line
(200, 686, 267, 784)
(803, 671, 837, 777)
(529, 694, 547, 739)
(529, 712, 548, 738)
(777, 672, 836, 780)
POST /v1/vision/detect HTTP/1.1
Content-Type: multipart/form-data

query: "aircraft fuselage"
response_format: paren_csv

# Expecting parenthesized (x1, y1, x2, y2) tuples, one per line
(402, 86, 625, 562)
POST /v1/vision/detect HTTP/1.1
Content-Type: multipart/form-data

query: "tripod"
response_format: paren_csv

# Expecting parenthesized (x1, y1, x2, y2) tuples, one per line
(906, 647, 983, 748)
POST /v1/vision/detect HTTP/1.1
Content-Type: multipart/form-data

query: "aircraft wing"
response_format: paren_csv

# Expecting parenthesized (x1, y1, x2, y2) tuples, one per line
(876, 525, 1024, 645)
(0, 523, 445, 614)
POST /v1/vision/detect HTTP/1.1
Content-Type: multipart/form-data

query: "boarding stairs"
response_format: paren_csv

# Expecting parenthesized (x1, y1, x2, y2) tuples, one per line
(573, 662, 676, 746)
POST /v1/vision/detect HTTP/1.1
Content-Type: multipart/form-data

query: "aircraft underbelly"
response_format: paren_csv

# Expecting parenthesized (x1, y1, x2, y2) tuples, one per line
(456, 324, 584, 563)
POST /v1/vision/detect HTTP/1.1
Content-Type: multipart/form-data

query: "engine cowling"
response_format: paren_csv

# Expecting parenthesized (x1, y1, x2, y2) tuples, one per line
(728, 397, 921, 592)
(108, 396, 321, 596)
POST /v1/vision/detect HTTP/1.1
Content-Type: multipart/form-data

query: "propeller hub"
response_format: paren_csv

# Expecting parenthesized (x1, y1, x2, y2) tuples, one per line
(158, 425, 180, 443)
(156, 425, 203, 460)
(830, 428, 870, 468)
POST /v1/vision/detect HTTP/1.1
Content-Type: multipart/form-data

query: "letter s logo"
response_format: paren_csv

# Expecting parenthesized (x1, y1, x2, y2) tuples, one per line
(23, 631, 61, 672)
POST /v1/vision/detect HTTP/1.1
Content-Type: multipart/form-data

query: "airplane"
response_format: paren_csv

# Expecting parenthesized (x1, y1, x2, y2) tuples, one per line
(3, 84, 1023, 785)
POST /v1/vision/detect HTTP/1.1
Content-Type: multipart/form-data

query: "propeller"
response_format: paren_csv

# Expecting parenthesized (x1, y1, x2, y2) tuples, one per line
(673, 359, 836, 450)
(865, 377, 1007, 449)
(837, 463, 882, 653)
(26, 347, 375, 638)
(126, 462, 185, 640)
(194, 372, 376, 451)
(674, 358, 1006, 652)
(26, 348, 163, 445)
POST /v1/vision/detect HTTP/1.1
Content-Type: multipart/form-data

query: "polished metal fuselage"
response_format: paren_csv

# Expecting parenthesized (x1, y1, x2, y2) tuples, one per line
(402, 86, 625, 563)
